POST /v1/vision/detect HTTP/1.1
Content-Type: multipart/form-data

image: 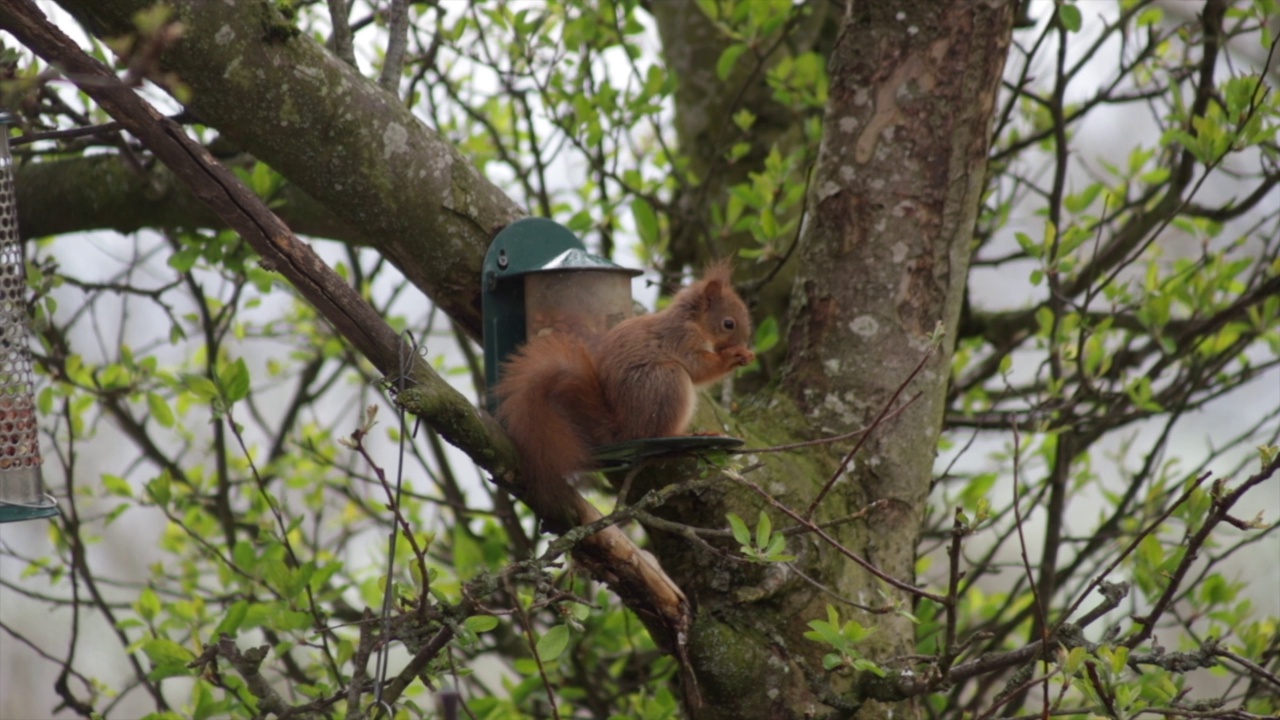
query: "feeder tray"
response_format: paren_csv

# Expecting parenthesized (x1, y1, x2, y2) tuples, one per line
(592, 436, 745, 471)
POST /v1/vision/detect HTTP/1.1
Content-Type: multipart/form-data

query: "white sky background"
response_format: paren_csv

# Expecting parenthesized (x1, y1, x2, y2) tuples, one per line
(1, 1, 1278, 717)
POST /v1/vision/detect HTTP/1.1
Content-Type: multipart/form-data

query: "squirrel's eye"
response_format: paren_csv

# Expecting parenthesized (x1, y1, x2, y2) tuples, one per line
(722, 318, 736, 331)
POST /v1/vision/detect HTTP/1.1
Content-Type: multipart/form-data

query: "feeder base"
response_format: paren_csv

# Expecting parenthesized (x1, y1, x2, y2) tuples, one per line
(0, 496, 59, 524)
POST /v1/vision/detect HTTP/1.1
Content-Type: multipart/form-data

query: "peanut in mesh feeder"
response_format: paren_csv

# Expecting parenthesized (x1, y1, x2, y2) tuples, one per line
(0, 112, 56, 524)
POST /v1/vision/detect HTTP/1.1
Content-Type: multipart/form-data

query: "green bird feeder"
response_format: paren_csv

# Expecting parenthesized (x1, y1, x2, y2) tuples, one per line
(482, 218, 742, 470)
(481, 218, 641, 402)
(0, 112, 57, 524)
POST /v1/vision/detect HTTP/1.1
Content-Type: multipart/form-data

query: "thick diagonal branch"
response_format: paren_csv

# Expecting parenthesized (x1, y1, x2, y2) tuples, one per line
(0, 0, 694, 665)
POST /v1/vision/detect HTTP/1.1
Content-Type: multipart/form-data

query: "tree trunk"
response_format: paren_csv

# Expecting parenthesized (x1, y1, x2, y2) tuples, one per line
(640, 2, 1014, 717)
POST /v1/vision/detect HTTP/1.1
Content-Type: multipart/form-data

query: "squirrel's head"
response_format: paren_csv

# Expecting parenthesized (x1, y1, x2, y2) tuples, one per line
(693, 261, 752, 353)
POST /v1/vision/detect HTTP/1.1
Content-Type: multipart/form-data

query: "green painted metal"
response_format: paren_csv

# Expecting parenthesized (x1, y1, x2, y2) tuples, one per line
(0, 501, 59, 524)
(592, 436, 745, 471)
(481, 217, 638, 408)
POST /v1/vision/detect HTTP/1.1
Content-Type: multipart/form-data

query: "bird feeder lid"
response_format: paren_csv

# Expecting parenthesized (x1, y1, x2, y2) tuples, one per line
(527, 248, 642, 276)
(483, 218, 644, 403)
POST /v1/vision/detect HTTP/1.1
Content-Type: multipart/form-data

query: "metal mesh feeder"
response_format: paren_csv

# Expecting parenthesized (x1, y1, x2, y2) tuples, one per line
(0, 112, 56, 524)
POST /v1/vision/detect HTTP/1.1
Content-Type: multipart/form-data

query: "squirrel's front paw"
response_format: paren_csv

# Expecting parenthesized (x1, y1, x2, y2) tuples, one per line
(726, 346, 755, 367)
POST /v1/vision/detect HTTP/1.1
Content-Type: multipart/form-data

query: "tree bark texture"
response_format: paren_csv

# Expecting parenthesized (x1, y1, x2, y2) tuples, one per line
(15, 154, 359, 242)
(790, 1, 1012, 710)
(641, 2, 1014, 717)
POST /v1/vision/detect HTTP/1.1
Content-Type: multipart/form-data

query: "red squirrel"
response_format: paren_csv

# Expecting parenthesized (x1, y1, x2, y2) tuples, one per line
(494, 261, 754, 530)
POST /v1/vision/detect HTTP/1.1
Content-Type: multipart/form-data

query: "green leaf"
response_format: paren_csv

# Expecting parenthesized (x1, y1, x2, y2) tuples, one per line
(1136, 6, 1163, 26)
(1137, 533, 1164, 571)
(453, 523, 484, 579)
(536, 625, 571, 662)
(1015, 232, 1042, 259)
(233, 540, 257, 573)
(1259, 444, 1278, 468)
(755, 510, 772, 549)
(136, 587, 161, 622)
(214, 600, 249, 637)
(764, 535, 795, 562)
(1058, 4, 1082, 32)
(716, 43, 747, 82)
(141, 638, 194, 666)
(565, 210, 593, 234)
(727, 513, 751, 546)
(1056, 224, 1091, 258)
(1064, 646, 1086, 675)
(464, 615, 500, 633)
(840, 619, 873, 644)
(274, 610, 313, 631)
(804, 620, 843, 647)
(852, 657, 887, 677)
(102, 473, 133, 498)
(182, 374, 220, 402)
(168, 247, 200, 273)
(148, 663, 194, 681)
(631, 198, 660, 248)
(25, 260, 44, 288)
(754, 315, 780, 353)
(221, 357, 251, 403)
(146, 471, 172, 507)
(147, 392, 175, 428)
(249, 161, 281, 198)
(99, 363, 129, 391)
(1110, 646, 1130, 675)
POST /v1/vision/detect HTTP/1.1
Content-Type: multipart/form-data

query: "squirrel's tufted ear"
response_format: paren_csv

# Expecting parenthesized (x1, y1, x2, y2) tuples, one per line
(699, 259, 734, 298)
(701, 258, 734, 284)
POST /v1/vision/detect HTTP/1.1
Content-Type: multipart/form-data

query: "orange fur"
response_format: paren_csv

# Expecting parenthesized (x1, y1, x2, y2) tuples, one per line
(495, 263, 754, 530)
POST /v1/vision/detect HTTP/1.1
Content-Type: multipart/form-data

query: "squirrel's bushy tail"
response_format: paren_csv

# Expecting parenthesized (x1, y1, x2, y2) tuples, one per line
(494, 333, 609, 531)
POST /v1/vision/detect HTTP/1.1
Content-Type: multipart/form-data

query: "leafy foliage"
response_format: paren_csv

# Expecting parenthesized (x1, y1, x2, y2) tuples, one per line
(0, 0, 1276, 718)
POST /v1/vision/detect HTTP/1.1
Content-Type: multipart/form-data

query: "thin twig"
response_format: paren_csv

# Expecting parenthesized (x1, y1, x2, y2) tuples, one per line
(11, 121, 121, 145)
(378, 0, 409, 92)
(940, 509, 967, 672)
(730, 470, 948, 605)
(1213, 647, 1280, 691)
(1009, 422, 1050, 717)
(327, 0, 355, 66)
